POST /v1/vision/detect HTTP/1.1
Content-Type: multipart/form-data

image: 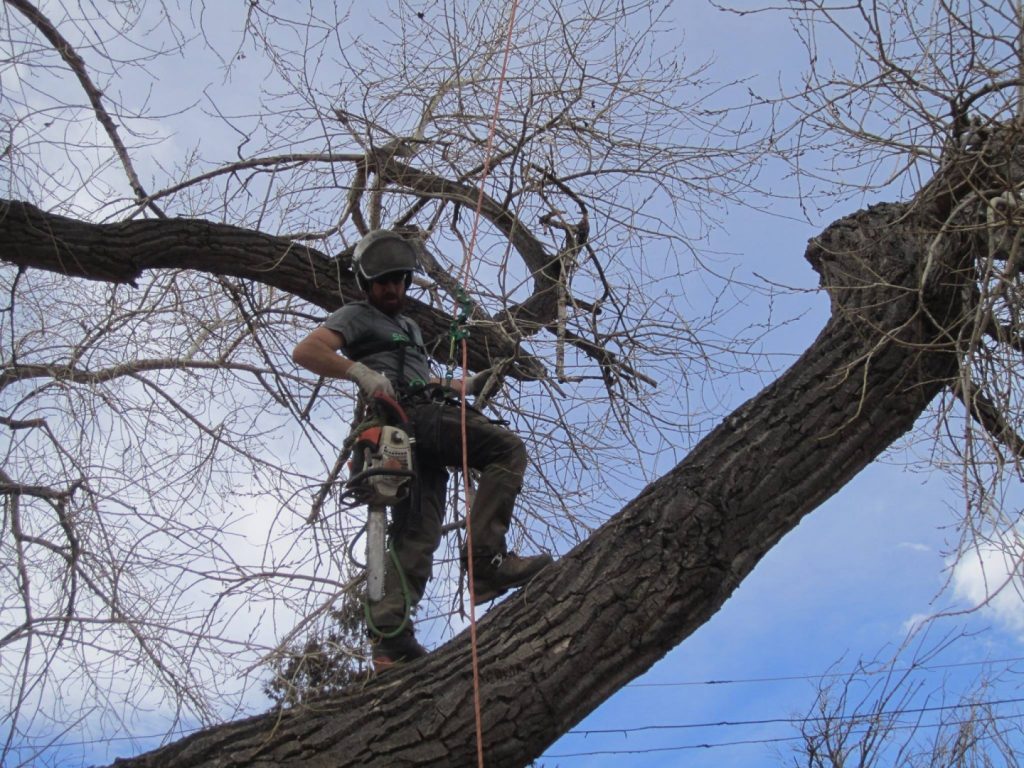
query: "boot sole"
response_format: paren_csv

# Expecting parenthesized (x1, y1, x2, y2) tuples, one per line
(471, 584, 509, 606)
(472, 563, 551, 606)
(372, 652, 427, 674)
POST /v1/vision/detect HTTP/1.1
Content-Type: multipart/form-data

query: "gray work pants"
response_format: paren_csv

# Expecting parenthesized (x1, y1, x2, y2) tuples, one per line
(367, 402, 527, 632)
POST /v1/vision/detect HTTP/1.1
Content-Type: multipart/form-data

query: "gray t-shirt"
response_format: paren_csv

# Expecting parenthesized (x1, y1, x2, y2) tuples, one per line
(324, 301, 432, 389)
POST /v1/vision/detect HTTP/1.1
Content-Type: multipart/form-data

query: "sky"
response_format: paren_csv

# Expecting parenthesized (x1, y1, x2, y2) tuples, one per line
(4, 1, 1024, 766)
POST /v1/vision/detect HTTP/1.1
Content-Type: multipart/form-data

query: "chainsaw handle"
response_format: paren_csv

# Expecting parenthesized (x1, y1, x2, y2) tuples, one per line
(371, 392, 410, 426)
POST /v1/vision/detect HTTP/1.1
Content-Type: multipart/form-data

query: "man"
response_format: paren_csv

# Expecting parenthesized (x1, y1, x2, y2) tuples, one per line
(293, 229, 553, 671)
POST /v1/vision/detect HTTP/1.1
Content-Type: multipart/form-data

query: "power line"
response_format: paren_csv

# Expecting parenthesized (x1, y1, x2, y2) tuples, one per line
(625, 655, 1024, 689)
(567, 696, 1024, 737)
(549, 710, 1024, 759)
(546, 733, 803, 758)
(15, 696, 1024, 754)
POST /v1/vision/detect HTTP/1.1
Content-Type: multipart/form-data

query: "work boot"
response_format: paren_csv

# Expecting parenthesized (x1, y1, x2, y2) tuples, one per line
(370, 628, 428, 674)
(471, 551, 553, 606)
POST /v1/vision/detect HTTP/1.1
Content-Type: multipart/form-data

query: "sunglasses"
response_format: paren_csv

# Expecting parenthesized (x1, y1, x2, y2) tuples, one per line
(372, 273, 409, 286)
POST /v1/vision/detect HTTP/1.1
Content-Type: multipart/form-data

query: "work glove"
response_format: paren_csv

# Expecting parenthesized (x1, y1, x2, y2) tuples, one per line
(345, 362, 396, 400)
(464, 367, 500, 398)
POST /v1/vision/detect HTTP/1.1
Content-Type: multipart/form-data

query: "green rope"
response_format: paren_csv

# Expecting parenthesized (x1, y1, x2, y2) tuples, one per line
(364, 541, 414, 639)
(444, 287, 474, 388)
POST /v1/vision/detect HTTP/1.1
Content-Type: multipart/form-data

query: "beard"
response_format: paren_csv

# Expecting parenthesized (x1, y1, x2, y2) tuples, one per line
(370, 289, 405, 316)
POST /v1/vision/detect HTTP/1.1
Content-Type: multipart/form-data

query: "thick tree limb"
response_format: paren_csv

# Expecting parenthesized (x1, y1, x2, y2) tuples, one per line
(0, 199, 542, 377)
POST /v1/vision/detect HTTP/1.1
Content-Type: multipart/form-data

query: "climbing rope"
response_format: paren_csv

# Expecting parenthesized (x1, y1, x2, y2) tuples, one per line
(459, 3, 521, 766)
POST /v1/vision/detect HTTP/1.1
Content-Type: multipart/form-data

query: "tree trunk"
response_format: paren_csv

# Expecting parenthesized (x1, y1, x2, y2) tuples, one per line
(0, 198, 966, 766)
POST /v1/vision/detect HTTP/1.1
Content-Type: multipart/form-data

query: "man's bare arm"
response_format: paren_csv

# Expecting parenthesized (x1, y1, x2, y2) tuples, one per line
(293, 326, 395, 398)
(292, 326, 353, 379)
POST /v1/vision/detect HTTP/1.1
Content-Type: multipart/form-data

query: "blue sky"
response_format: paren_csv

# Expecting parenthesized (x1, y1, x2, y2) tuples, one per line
(5, 1, 1024, 766)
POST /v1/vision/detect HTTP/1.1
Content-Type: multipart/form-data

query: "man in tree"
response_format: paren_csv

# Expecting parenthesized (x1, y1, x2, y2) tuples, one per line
(292, 229, 553, 671)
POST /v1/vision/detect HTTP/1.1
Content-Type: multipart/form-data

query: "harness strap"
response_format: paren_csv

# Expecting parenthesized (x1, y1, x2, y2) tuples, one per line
(344, 332, 425, 362)
(344, 314, 428, 394)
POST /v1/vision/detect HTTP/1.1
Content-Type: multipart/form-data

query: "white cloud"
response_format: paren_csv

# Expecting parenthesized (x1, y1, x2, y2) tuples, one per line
(950, 538, 1024, 638)
(901, 612, 933, 636)
(897, 542, 931, 553)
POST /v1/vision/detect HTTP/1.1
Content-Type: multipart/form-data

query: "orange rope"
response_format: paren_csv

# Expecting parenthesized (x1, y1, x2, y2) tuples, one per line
(457, 3, 521, 766)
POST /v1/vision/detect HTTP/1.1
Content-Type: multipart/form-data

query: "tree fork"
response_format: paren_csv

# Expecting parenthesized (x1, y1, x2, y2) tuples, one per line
(101, 197, 966, 766)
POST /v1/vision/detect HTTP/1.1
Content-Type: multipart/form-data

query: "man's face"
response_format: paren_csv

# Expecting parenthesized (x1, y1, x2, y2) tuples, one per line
(366, 272, 408, 316)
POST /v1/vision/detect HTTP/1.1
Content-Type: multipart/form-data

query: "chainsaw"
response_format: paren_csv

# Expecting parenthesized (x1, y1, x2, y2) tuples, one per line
(344, 394, 415, 601)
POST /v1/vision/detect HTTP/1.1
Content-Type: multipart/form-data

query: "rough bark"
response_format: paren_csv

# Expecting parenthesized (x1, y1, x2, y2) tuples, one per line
(0, 195, 967, 765)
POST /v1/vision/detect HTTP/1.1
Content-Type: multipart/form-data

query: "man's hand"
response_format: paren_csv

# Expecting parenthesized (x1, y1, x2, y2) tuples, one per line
(346, 362, 396, 399)
(464, 367, 500, 398)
